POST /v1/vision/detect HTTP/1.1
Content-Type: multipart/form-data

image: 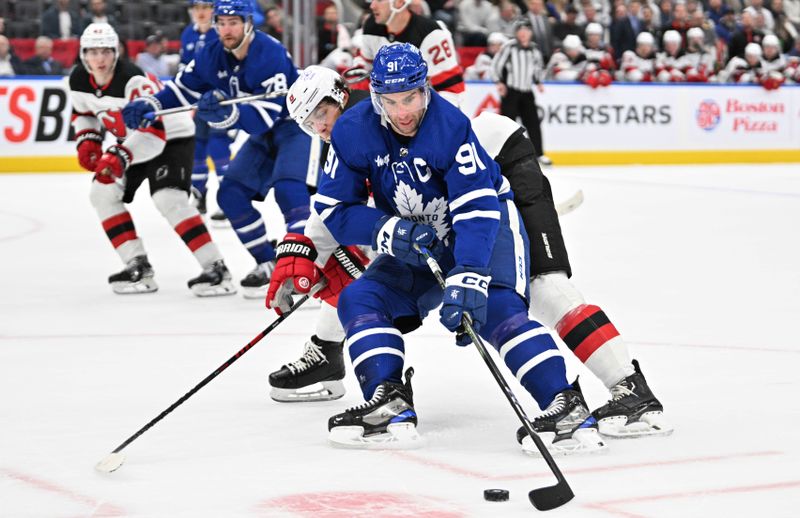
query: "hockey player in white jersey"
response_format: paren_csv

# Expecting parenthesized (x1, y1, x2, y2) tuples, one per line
(351, 0, 465, 106)
(655, 30, 686, 82)
(720, 42, 764, 84)
(277, 64, 670, 443)
(69, 23, 235, 296)
(760, 34, 791, 89)
(618, 32, 657, 82)
(682, 27, 717, 82)
(546, 35, 589, 82)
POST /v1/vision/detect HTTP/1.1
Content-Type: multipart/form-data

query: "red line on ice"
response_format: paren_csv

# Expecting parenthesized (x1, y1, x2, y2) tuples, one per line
(1, 467, 126, 517)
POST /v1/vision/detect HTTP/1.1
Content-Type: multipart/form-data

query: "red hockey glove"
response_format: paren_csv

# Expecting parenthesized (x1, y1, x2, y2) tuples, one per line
(266, 233, 321, 315)
(584, 71, 601, 89)
(76, 130, 103, 171)
(761, 73, 784, 91)
(317, 245, 370, 307)
(93, 145, 132, 185)
(597, 70, 612, 87)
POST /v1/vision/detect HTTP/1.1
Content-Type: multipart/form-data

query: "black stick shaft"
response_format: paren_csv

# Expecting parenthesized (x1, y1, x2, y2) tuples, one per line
(419, 247, 571, 486)
(109, 294, 310, 455)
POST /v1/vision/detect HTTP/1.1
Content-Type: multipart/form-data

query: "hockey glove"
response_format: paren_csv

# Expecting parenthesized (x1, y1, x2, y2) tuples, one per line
(266, 233, 321, 315)
(76, 130, 103, 171)
(317, 245, 370, 306)
(122, 96, 160, 129)
(93, 145, 132, 185)
(372, 215, 438, 268)
(439, 266, 491, 347)
(197, 89, 239, 129)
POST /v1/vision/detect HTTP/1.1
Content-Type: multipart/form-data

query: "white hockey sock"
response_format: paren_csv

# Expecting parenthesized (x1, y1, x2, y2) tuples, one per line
(152, 188, 222, 267)
(315, 302, 346, 343)
(89, 180, 146, 264)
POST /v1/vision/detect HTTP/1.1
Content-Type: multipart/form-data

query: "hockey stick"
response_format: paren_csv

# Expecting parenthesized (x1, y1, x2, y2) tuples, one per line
(555, 189, 584, 217)
(342, 67, 369, 85)
(95, 291, 314, 474)
(149, 90, 288, 118)
(416, 246, 574, 511)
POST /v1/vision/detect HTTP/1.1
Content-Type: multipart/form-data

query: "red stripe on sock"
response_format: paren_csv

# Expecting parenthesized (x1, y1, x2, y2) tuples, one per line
(186, 233, 212, 252)
(175, 215, 204, 236)
(102, 212, 132, 231)
(555, 304, 602, 337)
(573, 323, 621, 363)
(110, 230, 137, 248)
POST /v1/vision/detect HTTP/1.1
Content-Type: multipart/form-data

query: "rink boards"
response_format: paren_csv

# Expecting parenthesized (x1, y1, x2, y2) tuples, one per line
(1, 76, 799, 172)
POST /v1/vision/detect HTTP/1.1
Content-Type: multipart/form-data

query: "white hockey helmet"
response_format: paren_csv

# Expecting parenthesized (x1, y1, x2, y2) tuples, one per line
(487, 32, 509, 46)
(80, 23, 119, 71)
(762, 34, 780, 48)
(687, 27, 704, 41)
(663, 30, 682, 46)
(745, 42, 763, 57)
(636, 32, 655, 47)
(287, 65, 348, 138)
(563, 34, 583, 51)
(585, 22, 603, 36)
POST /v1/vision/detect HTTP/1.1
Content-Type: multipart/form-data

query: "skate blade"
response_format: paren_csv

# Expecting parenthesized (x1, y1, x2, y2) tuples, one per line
(111, 278, 158, 294)
(328, 422, 424, 450)
(522, 428, 608, 457)
(598, 411, 674, 438)
(242, 285, 268, 299)
(270, 381, 346, 403)
(190, 280, 237, 297)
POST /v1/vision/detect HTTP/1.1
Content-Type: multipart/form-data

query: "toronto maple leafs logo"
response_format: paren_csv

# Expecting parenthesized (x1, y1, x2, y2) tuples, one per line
(392, 181, 449, 239)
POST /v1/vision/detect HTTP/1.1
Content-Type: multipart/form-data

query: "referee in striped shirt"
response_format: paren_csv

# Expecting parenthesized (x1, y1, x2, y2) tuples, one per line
(491, 18, 551, 165)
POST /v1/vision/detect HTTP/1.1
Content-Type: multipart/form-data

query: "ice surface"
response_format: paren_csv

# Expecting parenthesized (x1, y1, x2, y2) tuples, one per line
(1, 164, 799, 517)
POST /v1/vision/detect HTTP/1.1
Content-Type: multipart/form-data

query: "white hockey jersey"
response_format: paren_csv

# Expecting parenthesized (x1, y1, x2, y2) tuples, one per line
(69, 61, 194, 165)
(682, 48, 717, 82)
(546, 51, 589, 81)
(655, 50, 686, 82)
(619, 50, 656, 82)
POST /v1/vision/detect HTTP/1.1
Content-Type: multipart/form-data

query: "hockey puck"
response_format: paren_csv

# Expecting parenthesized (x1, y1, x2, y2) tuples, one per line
(483, 489, 509, 502)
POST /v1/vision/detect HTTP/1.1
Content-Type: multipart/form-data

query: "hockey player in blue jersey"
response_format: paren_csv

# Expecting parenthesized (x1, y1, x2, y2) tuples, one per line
(315, 42, 606, 453)
(180, 0, 232, 222)
(122, 0, 312, 298)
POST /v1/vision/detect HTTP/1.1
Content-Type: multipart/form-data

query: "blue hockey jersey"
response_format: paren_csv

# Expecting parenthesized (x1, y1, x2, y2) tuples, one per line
(314, 91, 512, 269)
(153, 31, 298, 135)
(179, 24, 218, 66)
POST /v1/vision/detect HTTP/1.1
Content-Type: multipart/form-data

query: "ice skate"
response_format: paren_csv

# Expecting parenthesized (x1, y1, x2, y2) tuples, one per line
(240, 261, 274, 299)
(209, 209, 230, 228)
(191, 187, 207, 215)
(328, 367, 421, 449)
(108, 255, 158, 294)
(592, 359, 673, 438)
(187, 260, 236, 297)
(538, 155, 553, 167)
(269, 336, 346, 402)
(517, 381, 607, 457)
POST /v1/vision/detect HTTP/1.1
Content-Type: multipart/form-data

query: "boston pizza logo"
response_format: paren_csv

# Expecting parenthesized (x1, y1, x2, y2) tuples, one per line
(696, 100, 721, 131)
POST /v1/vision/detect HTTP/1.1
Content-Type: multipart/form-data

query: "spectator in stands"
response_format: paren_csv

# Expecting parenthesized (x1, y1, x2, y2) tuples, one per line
(744, 0, 774, 32)
(553, 5, 582, 43)
(729, 10, 764, 59)
(707, 0, 733, 44)
(527, 0, 554, 59)
(318, 3, 351, 61)
(22, 36, 65, 75)
(486, 0, 521, 38)
(81, 0, 117, 33)
(610, 2, 639, 60)
(577, 1, 604, 32)
(464, 31, 508, 79)
(640, 5, 660, 41)
(136, 33, 171, 77)
(770, 0, 799, 53)
(0, 35, 23, 76)
(657, 0, 673, 32)
(41, 0, 82, 40)
(0, 17, 6, 36)
(458, 0, 497, 46)
(664, 2, 691, 46)
(783, 0, 800, 27)
(428, 0, 458, 32)
(265, 6, 289, 46)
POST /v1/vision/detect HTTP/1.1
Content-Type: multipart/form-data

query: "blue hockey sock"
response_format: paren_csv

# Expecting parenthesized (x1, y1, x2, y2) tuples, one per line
(217, 179, 276, 263)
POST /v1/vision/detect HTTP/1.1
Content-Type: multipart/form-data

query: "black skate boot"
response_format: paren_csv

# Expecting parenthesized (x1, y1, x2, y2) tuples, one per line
(269, 336, 346, 402)
(240, 261, 274, 299)
(191, 187, 207, 215)
(517, 380, 606, 456)
(328, 367, 421, 449)
(209, 209, 229, 228)
(592, 359, 672, 438)
(108, 255, 158, 294)
(187, 260, 236, 297)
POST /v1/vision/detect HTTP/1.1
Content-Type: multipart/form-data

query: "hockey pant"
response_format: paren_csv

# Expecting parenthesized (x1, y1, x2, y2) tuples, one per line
(89, 137, 222, 268)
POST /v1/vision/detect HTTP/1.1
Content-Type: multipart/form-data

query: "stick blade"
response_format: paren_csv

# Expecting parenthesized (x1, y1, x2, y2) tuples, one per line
(95, 452, 126, 473)
(529, 479, 574, 511)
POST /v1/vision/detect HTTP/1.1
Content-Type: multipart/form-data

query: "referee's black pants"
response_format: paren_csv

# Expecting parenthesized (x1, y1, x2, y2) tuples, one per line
(500, 87, 544, 157)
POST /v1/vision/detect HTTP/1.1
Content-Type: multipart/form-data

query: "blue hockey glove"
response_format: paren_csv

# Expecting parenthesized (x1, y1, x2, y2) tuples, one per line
(196, 89, 239, 129)
(439, 266, 491, 346)
(372, 215, 438, 267)
(122, 97, 160, 129)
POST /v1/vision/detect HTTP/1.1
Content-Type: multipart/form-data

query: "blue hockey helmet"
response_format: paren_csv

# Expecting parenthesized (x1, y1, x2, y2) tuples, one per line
(370, 42, 428, 95)
(214, 0, 253, 21)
